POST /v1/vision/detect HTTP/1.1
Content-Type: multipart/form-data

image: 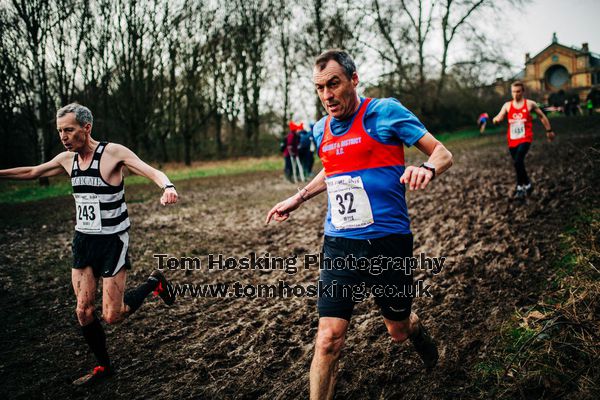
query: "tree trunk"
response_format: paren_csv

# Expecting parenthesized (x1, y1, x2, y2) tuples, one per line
(183, 133, 192, 166)
(215, 112, 223, 156)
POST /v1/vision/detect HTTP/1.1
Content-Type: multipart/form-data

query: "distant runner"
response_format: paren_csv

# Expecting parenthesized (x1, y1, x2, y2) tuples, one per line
(0, 103, 178, 385)
(493, 81, 555, 199)
(477, 112, 489, 134)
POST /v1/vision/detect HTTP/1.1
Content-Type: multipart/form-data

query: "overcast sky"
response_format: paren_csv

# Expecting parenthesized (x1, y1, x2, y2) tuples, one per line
(505, 0, 600, 69)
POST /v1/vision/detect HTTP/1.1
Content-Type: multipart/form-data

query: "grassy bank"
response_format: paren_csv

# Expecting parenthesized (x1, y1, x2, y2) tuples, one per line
(472, 207, 600, 398)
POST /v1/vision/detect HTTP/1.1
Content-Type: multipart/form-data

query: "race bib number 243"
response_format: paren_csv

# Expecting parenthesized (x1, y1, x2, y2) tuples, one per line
(73, 193, 102, 233)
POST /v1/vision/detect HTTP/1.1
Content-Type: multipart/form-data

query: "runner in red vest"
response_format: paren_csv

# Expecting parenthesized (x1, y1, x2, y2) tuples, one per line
(492, 81, 555, 199)
(266, 49, 453, 399)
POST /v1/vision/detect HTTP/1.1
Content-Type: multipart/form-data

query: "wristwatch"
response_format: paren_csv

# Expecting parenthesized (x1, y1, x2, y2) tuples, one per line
(420, 162, 436, 179)
(163, 183, 176, 190)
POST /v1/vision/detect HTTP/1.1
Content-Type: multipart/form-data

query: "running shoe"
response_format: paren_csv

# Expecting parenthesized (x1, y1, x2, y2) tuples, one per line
(514, 185, 526, 199)
(150, 270, 176, 306)
(410, 321, 439, 370)
(72, 365, 114, 386)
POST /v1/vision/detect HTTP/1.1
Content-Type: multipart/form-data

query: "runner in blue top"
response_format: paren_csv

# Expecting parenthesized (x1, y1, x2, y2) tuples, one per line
(311, 96, 427, 239)
(266, 49, 453, 399)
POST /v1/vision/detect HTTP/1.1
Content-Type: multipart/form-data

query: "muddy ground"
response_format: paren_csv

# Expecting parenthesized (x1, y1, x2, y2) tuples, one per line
(1, 117, 598, 399)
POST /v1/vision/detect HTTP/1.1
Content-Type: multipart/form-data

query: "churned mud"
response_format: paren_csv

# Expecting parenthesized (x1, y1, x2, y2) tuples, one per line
(1, 117, 598, 399)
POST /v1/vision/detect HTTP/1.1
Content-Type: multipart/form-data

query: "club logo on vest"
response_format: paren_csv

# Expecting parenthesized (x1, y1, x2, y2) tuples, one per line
(71, 176, 103, 186)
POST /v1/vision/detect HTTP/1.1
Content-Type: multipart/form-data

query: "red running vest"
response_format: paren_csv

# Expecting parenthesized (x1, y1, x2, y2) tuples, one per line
(318, 98, 405, 176)
(507, 99, 533, 148)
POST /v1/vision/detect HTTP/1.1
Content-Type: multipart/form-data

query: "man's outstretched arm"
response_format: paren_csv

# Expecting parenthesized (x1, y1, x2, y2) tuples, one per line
(0, 152, 70, 180)
(400, 133, 453, 191)
(110, 144, 178, 205)
(265, 168, 327, 224)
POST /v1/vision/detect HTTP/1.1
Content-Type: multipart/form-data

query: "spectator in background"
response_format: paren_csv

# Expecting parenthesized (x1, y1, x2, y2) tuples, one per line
(283, 121, 301, 182)
(298, 124, 316, 179)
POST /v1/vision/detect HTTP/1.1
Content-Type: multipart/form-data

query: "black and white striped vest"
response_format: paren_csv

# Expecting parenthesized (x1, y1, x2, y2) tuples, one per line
(71, 142, 130, 235)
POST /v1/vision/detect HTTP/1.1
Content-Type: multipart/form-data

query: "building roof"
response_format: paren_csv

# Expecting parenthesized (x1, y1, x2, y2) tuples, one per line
(526, 42, 588, 65)
(513, 69, 525, 80)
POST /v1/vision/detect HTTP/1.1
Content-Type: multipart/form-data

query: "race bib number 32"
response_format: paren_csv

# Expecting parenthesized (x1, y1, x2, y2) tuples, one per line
(326, 175, 374, 230)
(73, 193, 102, 233)
(510, 121, 525, 139)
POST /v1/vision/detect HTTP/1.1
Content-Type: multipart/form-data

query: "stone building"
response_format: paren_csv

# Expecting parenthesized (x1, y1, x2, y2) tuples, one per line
(495, 33, 600, 105)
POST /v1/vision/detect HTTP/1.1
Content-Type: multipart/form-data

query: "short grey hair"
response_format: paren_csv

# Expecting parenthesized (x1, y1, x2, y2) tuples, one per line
(56, 103, 93, 127)
(314, 49, 357, 80)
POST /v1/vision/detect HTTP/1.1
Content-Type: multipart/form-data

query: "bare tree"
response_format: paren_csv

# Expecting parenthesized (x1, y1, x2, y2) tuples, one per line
(75, 0, 116, 140)
(299, 0, 363, 120)
(437, 0, 488, 99)
(50, 0, 90, 106)
(231, 0, 277, 149)
(276, 0, 299, 138)
(111, 0, 164, 155)
(10, 0, 54, 175)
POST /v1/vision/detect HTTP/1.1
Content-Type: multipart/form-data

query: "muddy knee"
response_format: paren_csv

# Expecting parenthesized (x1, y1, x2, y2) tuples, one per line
(103, 308, 126, 325)
(76, 304, 96, 326)
(315, 327, 346, 357)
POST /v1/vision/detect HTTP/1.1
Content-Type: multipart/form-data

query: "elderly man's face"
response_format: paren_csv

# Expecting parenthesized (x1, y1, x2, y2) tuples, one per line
(56, 113, 90, 152)
(313, 60, 359, 120)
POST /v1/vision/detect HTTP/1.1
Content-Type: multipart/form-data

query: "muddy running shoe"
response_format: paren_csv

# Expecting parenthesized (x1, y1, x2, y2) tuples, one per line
(72, 365, 114, 386)
(514, 185, 526, 200)
(150, 270, 176, 306)
(524, 183, 533, 196)
(410, 321, 439, 370)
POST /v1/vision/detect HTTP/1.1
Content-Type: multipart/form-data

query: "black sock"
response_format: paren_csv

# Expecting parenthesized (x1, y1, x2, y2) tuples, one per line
(81, 316, 111, 368)
(123, 277, 159, 314)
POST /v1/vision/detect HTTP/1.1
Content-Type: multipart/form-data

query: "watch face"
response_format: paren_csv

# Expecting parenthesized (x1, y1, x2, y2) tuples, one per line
(423, 162, 435, 170)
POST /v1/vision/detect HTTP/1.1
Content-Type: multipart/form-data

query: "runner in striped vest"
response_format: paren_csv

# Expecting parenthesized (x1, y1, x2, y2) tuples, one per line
(0, 103, 179, 386)
(71, 141, 130, 235)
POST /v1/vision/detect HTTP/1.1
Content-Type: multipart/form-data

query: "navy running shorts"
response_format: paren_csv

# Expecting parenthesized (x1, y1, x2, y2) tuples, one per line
(318, 233, 413, 322)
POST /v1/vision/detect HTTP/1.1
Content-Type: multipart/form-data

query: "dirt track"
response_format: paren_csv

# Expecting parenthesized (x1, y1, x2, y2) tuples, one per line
(1, 117, 599, 399)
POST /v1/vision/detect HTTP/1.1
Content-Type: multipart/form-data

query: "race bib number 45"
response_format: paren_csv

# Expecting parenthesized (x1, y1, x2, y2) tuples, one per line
(510, 121, 525, 139)
(326, 175, 374, 230)
(73, 193, 102, 233)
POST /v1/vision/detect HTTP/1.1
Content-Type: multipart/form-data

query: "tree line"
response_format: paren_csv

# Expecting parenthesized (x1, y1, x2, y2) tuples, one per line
(0, 0, 519, 168)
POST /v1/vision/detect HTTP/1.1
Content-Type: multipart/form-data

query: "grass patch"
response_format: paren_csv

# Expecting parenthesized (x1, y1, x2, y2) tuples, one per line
(472, 207, 600, 398)
(0, 156, 282, 204)
(434, 126, 503, 143)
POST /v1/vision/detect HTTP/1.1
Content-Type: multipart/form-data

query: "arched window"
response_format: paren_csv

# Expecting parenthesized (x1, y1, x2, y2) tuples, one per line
(545, 65, 570, 90)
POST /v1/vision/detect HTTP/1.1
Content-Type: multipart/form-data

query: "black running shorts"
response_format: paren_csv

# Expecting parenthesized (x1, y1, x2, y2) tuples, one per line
(318, 233, 413, 322)
(72, 231, 131, 278)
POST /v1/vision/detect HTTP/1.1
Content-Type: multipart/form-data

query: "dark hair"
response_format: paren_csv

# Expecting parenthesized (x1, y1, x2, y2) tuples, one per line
(314, 49, 356, 80)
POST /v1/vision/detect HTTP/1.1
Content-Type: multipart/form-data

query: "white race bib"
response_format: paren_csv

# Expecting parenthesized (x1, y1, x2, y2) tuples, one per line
(326, 175, 374, 229)
(510, 121, 525, 139)
(73, 193, 102, 233)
